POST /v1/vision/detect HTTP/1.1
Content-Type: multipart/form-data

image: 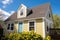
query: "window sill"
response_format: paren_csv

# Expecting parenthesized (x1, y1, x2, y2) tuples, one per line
(7, 30, 14, 32)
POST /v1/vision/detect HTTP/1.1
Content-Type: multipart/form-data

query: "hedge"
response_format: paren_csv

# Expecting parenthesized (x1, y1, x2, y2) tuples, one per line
(1, 31, 51, 40)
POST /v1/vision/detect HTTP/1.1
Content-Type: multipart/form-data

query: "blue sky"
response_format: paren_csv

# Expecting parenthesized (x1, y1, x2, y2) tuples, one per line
(0, 0, 60, 15)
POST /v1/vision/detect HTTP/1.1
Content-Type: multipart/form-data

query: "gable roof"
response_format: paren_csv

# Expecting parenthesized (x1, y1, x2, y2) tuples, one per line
(5, 3, 50, 21)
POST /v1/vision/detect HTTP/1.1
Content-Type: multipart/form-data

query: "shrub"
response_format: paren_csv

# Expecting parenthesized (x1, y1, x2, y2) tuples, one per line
(44, 35, 51, 40)
(3, 31, 43, 40)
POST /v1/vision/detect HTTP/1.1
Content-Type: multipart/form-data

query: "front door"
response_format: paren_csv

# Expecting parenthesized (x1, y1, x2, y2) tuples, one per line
(18, 22, 23, 33)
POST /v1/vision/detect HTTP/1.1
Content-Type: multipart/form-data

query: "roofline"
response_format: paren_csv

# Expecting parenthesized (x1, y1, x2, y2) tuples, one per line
(15, 17, 43, 21)
(7, 17, 53, 24)
(17, 4, 27, 12)
(6, 17, 43, 22)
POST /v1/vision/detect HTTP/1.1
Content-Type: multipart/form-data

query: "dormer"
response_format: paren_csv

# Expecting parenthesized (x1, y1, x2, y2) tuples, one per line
(17, 4, 27, 18)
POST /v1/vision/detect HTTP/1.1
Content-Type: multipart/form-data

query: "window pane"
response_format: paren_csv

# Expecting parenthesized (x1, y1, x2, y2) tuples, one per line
(20, 10, 23, 15)
(7, 24, 10, 30)
(29, 22, 34, 27)
(29, 27, 34, 31)
(48, 12, 51, 17)
(11, 27, 13, 30)
(11, 23, 14, 30)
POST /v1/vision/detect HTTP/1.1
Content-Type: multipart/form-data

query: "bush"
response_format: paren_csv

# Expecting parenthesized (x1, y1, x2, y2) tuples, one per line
(44, 35, 52, 40)
(2, 31, 43, 40)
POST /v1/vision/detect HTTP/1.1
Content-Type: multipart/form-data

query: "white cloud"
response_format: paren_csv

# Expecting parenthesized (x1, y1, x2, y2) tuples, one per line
(2, 0, 13, 5)
(0, 9, 10, 16)
(0, 9, 10, 21)
(0, 9, 15, 21)
(2, 0, 13, 8)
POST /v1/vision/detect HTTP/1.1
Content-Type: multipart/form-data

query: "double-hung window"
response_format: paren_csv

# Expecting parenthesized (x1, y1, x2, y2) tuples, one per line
(29, 21, 35, 31)
(7, 23, 14, 30)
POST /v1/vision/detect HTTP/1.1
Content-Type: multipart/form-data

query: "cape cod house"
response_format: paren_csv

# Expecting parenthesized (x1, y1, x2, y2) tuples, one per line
(5, 3, 53, 38)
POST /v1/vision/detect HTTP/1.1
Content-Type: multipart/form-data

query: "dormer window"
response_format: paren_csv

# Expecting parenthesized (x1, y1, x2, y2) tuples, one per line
(17, 4, 27, 18)
(20, 9, 23, 16)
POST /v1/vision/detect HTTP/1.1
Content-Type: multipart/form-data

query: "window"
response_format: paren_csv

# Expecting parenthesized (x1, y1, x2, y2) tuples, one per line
(29, 22, 35, 31)
(47, 25, 50, 32)
(49, 13, 51, 17)
(47, 26, 48, 31)
(48, 12, 51, 17)
(7, 23, 14, 30)
(20, 9, 23, 15)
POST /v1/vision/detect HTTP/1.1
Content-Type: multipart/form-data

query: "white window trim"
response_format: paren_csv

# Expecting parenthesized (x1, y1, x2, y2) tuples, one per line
(28, 20, 36, 32)
(7, 23, 14, 31)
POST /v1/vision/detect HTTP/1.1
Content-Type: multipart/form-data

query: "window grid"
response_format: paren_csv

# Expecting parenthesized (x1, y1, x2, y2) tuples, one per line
(29, 22, 35, 31)
(7, 23, 14, 30)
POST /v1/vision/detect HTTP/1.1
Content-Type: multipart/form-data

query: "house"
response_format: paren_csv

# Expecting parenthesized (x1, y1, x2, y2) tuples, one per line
(5, 3, 53, 38)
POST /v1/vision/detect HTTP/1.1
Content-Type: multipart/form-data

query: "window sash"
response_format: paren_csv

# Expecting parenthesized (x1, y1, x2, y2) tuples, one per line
(29, 27, 34, 31)
(7, 24, 10, 30)
(29, 22, 34, 27)
(29, 22, 35, 31)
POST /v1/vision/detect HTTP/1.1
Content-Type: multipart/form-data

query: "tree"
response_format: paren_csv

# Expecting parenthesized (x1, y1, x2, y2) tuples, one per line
(53, 14, 60, 28)
(0, 20, 6, 35)
(0, 20, 6, 28)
